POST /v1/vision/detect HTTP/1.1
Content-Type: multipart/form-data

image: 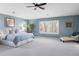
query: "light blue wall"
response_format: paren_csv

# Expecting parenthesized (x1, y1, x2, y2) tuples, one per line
(33, 20, 39, 36)
(14, 17, 26, 27)
(0, 14, 27, 30)
(32, 15, 79, 37)
(58, 16, 79, 36)
(75, 17, 79, 32)
(0, 15, 5, 29)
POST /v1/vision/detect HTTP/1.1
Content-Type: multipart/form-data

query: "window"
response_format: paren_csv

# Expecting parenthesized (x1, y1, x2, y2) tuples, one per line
(39, 20, 59, 34)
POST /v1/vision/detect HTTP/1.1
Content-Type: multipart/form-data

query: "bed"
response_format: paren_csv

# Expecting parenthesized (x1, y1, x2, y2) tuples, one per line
(1, 31, 34, 47)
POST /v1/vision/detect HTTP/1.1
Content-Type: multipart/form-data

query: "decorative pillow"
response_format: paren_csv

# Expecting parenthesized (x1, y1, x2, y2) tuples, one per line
(9, 30, 13, 34)
(6, 33, 16, 41)
(15, 29, 19, 33)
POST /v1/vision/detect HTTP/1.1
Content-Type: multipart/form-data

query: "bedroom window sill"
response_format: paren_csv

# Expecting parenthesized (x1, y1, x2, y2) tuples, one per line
(39, 32, 59, 34)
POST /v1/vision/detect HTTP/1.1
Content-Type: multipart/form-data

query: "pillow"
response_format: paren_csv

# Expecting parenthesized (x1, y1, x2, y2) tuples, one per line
(6, 33, 16, 41)
(9, 30, 13, 34)
(72, 32, 79, 36)
(15, 29, 19, 33)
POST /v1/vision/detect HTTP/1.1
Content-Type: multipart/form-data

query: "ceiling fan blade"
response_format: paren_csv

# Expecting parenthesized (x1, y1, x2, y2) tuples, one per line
(26, 6, 35, 7)
(39, 3, 47, 6)
(32, 3, 36, 5)
(38, 6, 45, 10)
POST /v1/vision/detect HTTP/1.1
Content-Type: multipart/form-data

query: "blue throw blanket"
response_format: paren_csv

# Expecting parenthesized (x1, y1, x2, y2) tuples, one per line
(13, 32, 34, 44)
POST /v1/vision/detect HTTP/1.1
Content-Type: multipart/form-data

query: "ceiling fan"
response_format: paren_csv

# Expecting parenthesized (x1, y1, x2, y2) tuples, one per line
(26, 3, 47, 10)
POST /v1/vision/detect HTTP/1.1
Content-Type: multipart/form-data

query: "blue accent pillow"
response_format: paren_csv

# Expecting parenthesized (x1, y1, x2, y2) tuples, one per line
(6, 33, 15, 41)
(72, 32, 79, 36)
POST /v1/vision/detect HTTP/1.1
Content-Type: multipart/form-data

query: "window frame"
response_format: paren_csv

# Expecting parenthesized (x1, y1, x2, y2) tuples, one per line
(39, 20, 59, 34)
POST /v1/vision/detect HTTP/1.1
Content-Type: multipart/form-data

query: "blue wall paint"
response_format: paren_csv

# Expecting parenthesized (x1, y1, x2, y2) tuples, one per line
(0, 15, 5, 29)
(14, 17, 26, 27)
(32, 15, 79, 37)
(33, 20, 39, 36)
(75, 17, 79, 32)
(0, 13, 79, 37)
(0, 14, 27, 30)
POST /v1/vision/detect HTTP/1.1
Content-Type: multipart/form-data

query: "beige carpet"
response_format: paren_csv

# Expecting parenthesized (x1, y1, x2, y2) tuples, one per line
(0, 37, 79, 56)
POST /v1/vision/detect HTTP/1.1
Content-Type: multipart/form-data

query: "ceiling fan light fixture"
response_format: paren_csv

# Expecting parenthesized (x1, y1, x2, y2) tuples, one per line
(12, 11, 15, 14)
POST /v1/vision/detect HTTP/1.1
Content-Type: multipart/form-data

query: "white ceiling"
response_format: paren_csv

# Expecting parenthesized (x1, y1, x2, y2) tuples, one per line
(0, 3, 79, 19)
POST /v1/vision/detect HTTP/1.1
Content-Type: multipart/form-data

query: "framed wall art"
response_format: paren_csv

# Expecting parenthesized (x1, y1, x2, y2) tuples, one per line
(65, 22, 73, 28)
(4, 17, 15, 27)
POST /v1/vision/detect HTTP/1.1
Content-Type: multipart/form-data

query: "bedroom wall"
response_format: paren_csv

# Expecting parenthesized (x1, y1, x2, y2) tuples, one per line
(32, 15, 79, 37)
(75, 18, 79, 32)
(0, 14, 27, 30)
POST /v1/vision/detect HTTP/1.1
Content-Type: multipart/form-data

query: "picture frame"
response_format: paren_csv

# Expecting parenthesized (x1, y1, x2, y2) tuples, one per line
(4, 17, 15, 27)
(65, 22, 73, 28)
